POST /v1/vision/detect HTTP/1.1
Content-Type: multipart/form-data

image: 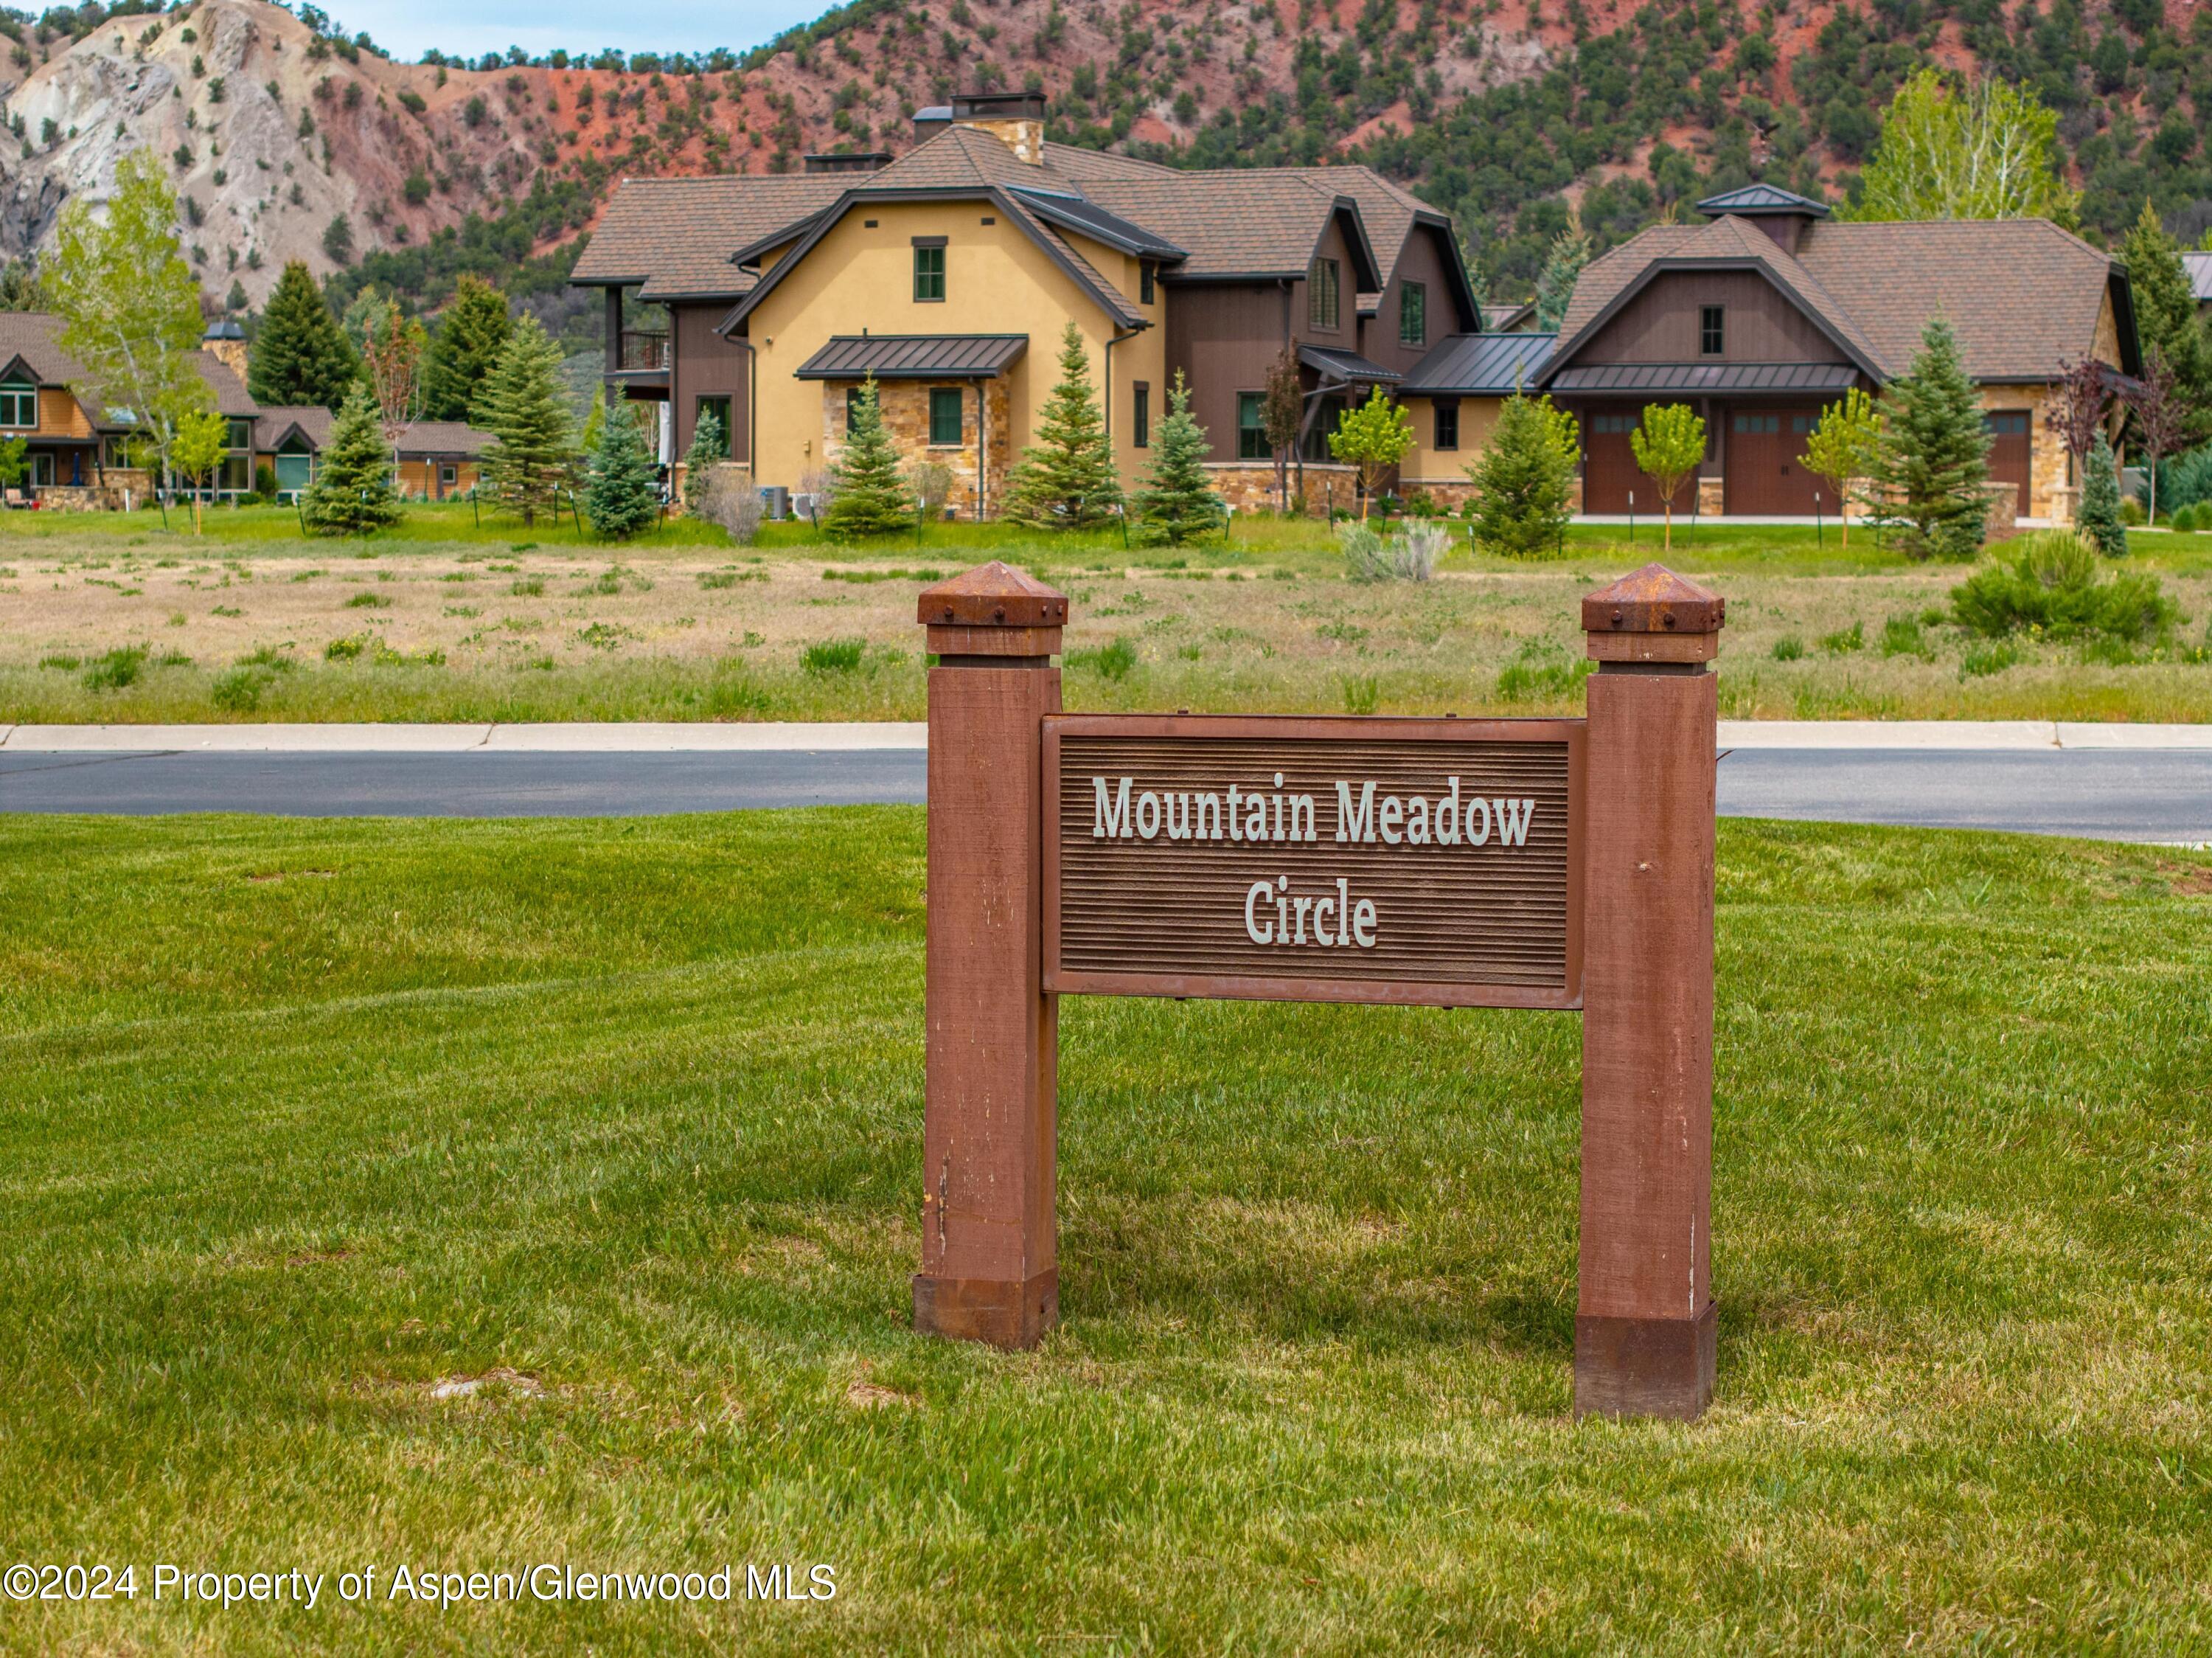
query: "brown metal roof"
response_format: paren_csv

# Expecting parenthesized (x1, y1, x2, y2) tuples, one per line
(793, 334, 1029, 379)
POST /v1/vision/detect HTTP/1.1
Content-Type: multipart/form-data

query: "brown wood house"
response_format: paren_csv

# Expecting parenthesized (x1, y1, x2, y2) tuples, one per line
(569, 93, 1480, 514)
(1535, 185, 2143, 524)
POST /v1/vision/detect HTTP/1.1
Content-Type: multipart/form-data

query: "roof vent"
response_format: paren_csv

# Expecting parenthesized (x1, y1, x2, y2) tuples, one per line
(804, 150, 893, 174)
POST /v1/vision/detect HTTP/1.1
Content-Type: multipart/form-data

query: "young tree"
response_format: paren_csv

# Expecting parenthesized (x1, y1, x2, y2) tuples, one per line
(1261, 346, 1304, 507)
(358, 296, 425, 478)
(321, 212, 355, 266)
(250, 260, 358, 409)
(44, 149, 212, 501)
(580, 384, 608, 456)
(302, 381, 403, 535)
(1629, 402, 1705, 551)
(2046, 354, 2111, 515)
(1868, 316, 1992, 560)
(2077, 430, 2128, 557)
(1846, 70, 2078, 226)
(169, 407, 229, 533)
(583, 395, 660, 540)
(2126, 347, 2185, 524)
(1467, 389, 1579, 558)
(1798, 386, 1883, 547)
(1327, 385, 1414, 521)
(2118, 202, 2211, 435)
(420, 275, 512, 422)
(822, 377, 912, 538)
(1132, 370, 1226, 544)
(681, 406, 725, 516)
(0, 434, 26, 494)
(1534, 213, 1590, 332)
(475, 315, 577, 526)
(1003, 322, 1122, 528)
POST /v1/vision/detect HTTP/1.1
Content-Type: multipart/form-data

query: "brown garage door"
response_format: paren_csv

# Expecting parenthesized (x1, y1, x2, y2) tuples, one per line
(1582, 411, 1692, 515)
(1985, 410, 2031, 517)
(1723, 409, 1823, 516)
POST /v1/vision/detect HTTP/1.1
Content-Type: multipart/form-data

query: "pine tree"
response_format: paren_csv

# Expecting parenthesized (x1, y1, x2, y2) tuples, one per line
(584, 396, 660, 540)
(2078, 430, 2129, 557)
(2118, 202, 2211, 442)
(681, 405, 723, 516)
(1003, 322, 1122, 528)
(301, 381, 402, 535)
(822, 377, 913, 538)
(420, 275, 513, 423)
(248, 260, 358, 410)
(1467, 389, 1577, 558)
(1133, 370, 1224, 544)
(476, 316, 577, 526)
(1866, 316, 1990, 561)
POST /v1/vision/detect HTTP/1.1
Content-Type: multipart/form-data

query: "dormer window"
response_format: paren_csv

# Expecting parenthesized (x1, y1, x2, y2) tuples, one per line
(1700, 305, 1725, 355)
(1309, 257, 1340, 330)
(0, 382, 34, 428)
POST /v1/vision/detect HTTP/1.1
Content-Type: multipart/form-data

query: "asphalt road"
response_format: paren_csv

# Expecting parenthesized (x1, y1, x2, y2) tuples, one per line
(1, 746, 2206, 842)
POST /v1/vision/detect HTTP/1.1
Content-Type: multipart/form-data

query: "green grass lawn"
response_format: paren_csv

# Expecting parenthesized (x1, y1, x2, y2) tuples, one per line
(3, 809, 2208, 1653)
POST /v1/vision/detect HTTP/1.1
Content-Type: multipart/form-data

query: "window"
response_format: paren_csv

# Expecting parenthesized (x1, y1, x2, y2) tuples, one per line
(928, 386, 964, 446)
(1399, 282, 1426, 347)
(439, 464, 458, 486)
(845, 386, 866, 433)
(1984, 412, 2029, 436)
(1140, 263, 1155, 305)
(1731, 413, 1780, 434)
(1433, 398, 1458, 451)
(913, 240, 946, 302)
(226, 417, 253, 451)
(1303, 394, 1345, 460)
(1237, 392, 1267, 459)
(1133, 383, 1150, 448)
(695, 395, 733, 456)
(0, 382, 36, 427)
(1308, 257, 1340, 330)
(1700, 305, 1725, 355)
(1790, 414, 1814, 434)
(220, 454, 251, 492)
(1592, 413, 1638, 433)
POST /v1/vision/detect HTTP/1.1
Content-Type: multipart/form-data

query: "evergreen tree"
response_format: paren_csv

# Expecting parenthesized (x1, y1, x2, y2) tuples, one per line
(1132, 371, 1225, 544)
(248, 261, 358, 410)
(420, 276, 512, 423)
(681, 404, 723, 516)
(580, 384, 607, 455)
(1467, 389, 1578, 558)
(584, 397, 660, 540)
(1866, 316, 1990, 561)
(1003, 322, 1122, 528)
(1533, 217, 1590, 332)
(476, 315, 577, 526)
(2118, 202, 2211, 440)
(2077, 431, 2129, 557)
(301, 381, 402, 535)
(822, 377, 913, 538)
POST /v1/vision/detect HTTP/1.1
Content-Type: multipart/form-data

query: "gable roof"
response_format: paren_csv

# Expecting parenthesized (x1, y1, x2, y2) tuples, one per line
(1547, 213, 2136, 386)
(255, 405, 333, 450)
(571, 175, 849, 301)
(194, 353, 259, 419)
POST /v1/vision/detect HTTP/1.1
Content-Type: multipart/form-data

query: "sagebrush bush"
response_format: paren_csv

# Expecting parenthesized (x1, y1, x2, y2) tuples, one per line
(1950, 532, 2178, 642)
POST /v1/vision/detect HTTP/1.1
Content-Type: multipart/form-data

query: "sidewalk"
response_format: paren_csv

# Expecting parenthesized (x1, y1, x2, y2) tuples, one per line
(4, 721, 2211, 752)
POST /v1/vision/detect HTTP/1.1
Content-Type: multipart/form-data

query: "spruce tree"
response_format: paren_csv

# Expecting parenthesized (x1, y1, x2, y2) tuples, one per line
(1534, 218, 1590, 332)
(1467, 389, 1577, 558)
(584, 396, 660, 540)
(476, 316, 577, 526)
(420, 275, 513, 423)
(823, 378, 914, 538)
(2118, 202, 2211, 440)
(681, 405, 724, 516)
(2078, 431, 2129, 557)
(248, 260, 358, 410)
(1867, 316, 1990, 561)
(1132, 370, 1225, 544)
(1003, 322, 1123, 528)
(301, 381, 402, 535)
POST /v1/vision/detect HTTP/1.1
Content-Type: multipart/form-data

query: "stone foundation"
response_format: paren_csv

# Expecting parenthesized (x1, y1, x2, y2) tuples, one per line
(1203, 461, 1358, 516)
(1398, 477, 1478, 513)
(821, 381, 1010, 518)
(1694, 474, 1724, 517)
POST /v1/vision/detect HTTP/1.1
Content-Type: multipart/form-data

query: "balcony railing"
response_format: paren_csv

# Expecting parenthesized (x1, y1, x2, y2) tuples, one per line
(617, 330, 669, 372)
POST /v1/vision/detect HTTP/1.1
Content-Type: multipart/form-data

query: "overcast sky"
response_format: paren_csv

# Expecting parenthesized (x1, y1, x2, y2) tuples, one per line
(340, 0, 821, 63)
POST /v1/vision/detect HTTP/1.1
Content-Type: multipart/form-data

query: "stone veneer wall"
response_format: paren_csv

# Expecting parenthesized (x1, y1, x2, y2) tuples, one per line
(819, 381, 1012, 518)
(1203, 461, 1359, 516)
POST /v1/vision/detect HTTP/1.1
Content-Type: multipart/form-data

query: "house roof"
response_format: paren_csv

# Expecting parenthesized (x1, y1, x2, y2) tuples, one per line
(252, 408, 493, 456)
(1548, 214, 2136, 388)
(570, 175, 849, 300)
(1694, 183, 1832, 218)
(195, 353, 260, 418)
(1298, 343, 1401, 384)
(794, 334, 1029, 379)
(1400, 331, 1557, 395)
(255, 405, 333, 450)
(1548, 361, 1863, 395)
(0, 311, 97, 414)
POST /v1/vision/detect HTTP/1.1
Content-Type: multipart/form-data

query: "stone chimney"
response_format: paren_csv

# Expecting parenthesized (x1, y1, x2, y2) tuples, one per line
(950, 91, 1045, 163)
(202, 319, 248, 382)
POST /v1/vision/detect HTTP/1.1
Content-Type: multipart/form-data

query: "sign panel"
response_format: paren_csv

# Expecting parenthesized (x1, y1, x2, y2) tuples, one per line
(1043, 715, 1584, 1009)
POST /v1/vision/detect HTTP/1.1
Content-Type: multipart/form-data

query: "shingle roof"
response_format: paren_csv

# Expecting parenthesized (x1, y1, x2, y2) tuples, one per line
(868, 123, 1075, 192)
(194, 353, 259, 418)
(399, 420, 494, 456)
(1399, 331, 1557, 395)
(252, 409, 492, 455)
(1552, 215, 2131, 386)
(0, 312, 91, 404)
(254, 405, 333, 449)
(1080, 171, 1363, 281)
(794, 334, 1029, 378)
(571, 175, 848, 300)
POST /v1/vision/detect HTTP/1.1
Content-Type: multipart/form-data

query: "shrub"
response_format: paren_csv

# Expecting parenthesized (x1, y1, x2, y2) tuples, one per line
(1496, 642, 1593, 702)
(1771, 636, 1806, 661)
(909, 461, 956, 518)
(325, 634, 367, 660)
(1950, 531, 2177, 642)
(2174, 503, 2200, 533)
(1389, 520, 1448, 580)
(801, 638, 865, 674)
(509, 577, 544, 596)
(82, 645, 147, 691)
(2119, 495, 2146, 527)
(344, 591, 391, 608)
(698, 472, 766, 544)
(211, 666, 271, 710)
(1338, 521, 1391, 582)
(2160, 441, 2212, 513)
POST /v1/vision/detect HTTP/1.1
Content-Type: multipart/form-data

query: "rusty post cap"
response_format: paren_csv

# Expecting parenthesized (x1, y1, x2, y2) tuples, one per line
(1580, 563, 1725, 636)
(917, 561, 1070, 628)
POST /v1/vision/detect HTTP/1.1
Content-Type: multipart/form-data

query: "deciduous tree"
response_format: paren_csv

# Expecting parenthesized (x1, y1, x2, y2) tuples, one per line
(358, 296, 425, 477)
(1798, 386, 1882, 547)
(1847, 70, 2077, 226)
(2125, 347, 2185, 524)
(1327, 386, 1413, 521)
(169, 407, 229, 533)
(1261, 347, 1304, 507)
(1630, 402, 1705, 551)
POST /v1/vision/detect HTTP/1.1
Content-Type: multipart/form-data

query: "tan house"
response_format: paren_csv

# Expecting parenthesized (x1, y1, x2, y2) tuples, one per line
(254, 406, 493, 501)
(1536, 185, 2142, 524)
(570, 91, 1480, 516)
(1393, 330, 1558, 509)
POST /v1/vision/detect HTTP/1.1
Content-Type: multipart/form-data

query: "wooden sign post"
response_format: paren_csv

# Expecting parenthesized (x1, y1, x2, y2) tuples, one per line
(914, 560, 1725, 1419)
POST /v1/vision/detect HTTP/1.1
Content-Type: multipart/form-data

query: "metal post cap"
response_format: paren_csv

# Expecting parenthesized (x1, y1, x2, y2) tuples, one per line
(1580, 563, 1726, 636)
(919, 561, 1069, 659)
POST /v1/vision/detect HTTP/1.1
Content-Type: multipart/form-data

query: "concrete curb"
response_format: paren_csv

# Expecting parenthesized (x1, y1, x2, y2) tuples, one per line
(3, 721, 2209, 754)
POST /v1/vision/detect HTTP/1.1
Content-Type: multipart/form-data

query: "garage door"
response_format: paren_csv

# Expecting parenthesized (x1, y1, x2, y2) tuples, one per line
(1582, 412, 1692, 515)
(1984, 410, 2031, 518)
(1723, 409, 1823, 516)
